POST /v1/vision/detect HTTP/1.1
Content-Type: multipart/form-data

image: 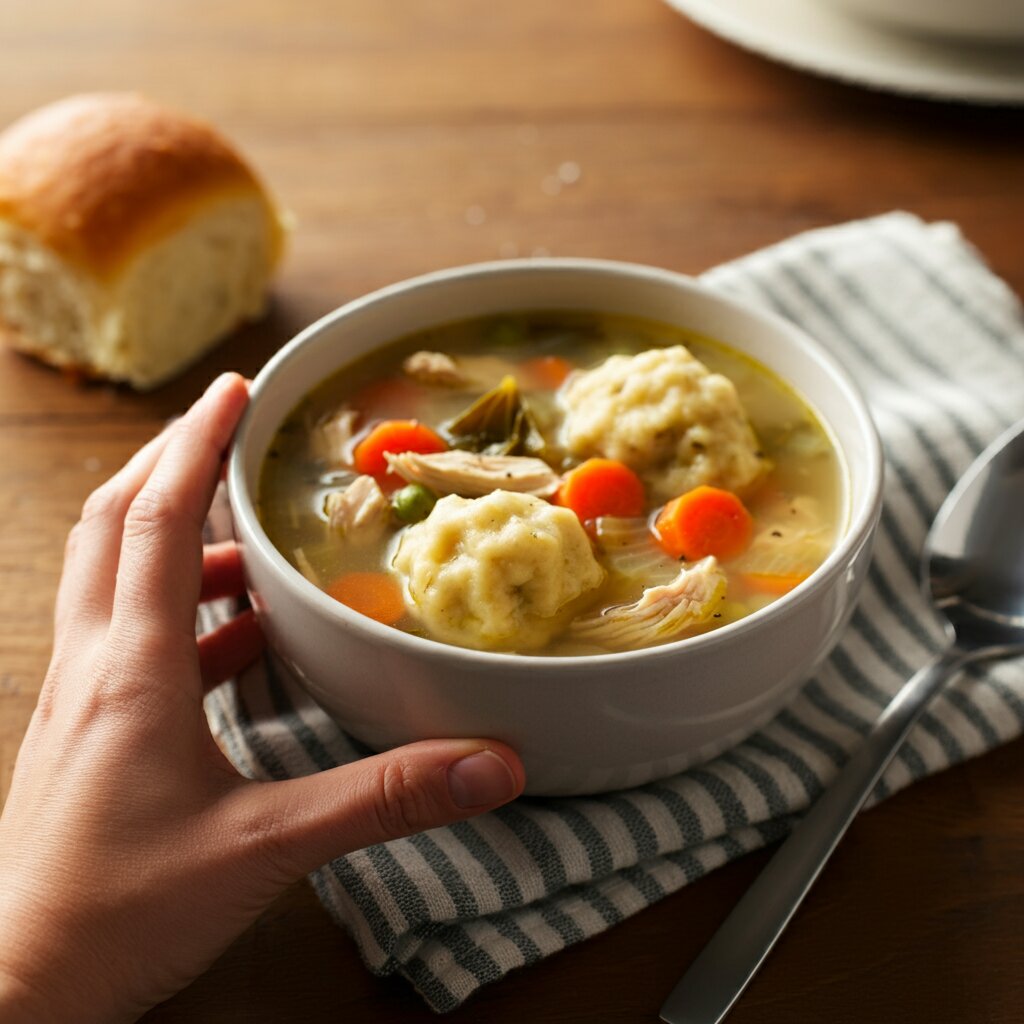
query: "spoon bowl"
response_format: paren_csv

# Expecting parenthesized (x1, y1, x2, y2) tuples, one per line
(661, 416, 1024, 1024)
(927, 417, 1024, 652)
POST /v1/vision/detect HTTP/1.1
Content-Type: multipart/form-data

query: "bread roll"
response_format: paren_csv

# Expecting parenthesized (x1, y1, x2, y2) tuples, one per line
(0, 93, 287, 389)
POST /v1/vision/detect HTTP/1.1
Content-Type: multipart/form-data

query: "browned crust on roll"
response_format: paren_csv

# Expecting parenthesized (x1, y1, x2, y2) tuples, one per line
(0, 92, 281, 279)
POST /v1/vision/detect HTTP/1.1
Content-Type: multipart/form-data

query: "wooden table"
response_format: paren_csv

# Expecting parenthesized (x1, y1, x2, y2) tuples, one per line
(2, 2, 1022, 1020)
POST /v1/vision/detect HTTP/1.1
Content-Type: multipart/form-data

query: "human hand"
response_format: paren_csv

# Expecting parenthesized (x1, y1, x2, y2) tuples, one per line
(0, 373, 525, 1023)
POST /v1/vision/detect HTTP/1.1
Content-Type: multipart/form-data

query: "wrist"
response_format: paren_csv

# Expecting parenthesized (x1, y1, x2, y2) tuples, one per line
(0, 890, 132, 1024)
(0, 943, 136, 1024)
(0, 887, 63, 1022)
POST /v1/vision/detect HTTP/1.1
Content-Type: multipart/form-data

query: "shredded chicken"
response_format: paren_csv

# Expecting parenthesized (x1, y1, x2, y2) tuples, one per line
(402, 350, 465, 387)
(324, 475, 390, 542)
(570, 557, 726, 649)
(384, 449, 561, 498)
(311, 408, 360, 466)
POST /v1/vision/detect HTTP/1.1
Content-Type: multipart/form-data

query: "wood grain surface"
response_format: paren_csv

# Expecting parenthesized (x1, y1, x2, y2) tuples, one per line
(1, 2, 1022, 1021)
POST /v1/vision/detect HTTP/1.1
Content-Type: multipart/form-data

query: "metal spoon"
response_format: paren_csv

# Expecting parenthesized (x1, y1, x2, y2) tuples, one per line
(660, 416, 1024, 1024)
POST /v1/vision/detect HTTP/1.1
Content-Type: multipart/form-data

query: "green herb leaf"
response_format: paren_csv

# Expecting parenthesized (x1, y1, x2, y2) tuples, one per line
(442, 375, 548, 457)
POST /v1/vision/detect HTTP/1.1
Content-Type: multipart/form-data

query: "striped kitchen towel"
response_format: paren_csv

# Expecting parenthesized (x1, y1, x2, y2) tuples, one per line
(201, 212, 1024, 1013)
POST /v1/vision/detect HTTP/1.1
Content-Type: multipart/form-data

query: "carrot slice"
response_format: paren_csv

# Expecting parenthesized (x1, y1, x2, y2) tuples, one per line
(327, 571, 406, 624)
(740, 571, 809, 596)
(353, 419, 447, 479)
(556, 458, 645, 522)
(520, 355, 574, 390)
(655, 485, 753, 561)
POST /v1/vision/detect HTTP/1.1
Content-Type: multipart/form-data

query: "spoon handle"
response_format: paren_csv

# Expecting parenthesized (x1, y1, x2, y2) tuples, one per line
(659, 644, 970, 1024)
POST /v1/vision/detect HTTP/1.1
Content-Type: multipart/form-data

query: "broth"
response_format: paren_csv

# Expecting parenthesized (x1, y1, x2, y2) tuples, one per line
(258, 311, 843, 655)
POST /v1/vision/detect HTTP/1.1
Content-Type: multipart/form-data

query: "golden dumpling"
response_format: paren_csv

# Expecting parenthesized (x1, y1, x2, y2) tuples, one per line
(559, 345, 767, 502)
(392, 490, 604, 651)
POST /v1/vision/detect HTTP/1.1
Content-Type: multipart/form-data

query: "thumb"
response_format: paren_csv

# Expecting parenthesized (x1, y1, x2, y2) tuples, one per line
(230, 739, 525, 878)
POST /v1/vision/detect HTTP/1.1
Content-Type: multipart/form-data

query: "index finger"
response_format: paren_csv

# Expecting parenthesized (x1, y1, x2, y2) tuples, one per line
(54, 422, 177, 642)
(110, 373, 249, 643)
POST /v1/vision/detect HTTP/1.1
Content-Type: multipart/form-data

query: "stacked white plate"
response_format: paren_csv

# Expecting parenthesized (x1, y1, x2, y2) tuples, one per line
(664, 0, 1024, 105)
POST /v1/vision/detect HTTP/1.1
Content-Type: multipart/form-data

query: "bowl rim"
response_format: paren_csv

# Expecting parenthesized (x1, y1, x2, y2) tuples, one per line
(228, 256, 884, 668)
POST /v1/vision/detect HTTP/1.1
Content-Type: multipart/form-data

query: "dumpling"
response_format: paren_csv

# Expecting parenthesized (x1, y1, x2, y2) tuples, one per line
(392, 490, 604, 651)
(558, 345, 766, 502)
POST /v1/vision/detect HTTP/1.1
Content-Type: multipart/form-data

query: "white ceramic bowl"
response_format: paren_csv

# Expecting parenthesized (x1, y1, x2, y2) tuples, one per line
(228, 259, 883, 796)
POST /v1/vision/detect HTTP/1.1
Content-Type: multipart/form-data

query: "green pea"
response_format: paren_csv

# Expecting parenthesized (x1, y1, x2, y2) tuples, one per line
(485, 317, 527, 348)
(392, 483, 437, 524)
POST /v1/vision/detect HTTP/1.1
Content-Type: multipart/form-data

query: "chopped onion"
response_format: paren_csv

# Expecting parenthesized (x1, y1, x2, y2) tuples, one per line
(735, 495, 832, 577)
(292, 547, 320, 586)
(594, 516, 680, 585)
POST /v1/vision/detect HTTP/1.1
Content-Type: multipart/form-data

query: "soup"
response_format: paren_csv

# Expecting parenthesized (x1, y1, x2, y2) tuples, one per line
(258, 311, 843, 655)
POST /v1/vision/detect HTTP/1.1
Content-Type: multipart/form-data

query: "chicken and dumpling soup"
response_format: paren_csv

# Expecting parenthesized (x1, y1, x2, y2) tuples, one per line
(258, 311, 843, 655)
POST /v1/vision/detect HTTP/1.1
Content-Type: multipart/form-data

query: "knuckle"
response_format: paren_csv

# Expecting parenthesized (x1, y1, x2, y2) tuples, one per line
(79, 656, 175, 738)
(105, 624, 192, 681)
(79, 481, 123, 528)
(234, 804, 280, 849)
(37, 649, 142, 739)
(234, 802, 300, 879)
(122, 483, 186, 543)
(63, 520, 83, 562)
(371, 759, 436, 838)
(89, 646, 145, 702)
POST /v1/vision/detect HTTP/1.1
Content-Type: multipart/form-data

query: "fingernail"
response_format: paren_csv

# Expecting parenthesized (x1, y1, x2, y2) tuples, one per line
(447, 750, 518, 809)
